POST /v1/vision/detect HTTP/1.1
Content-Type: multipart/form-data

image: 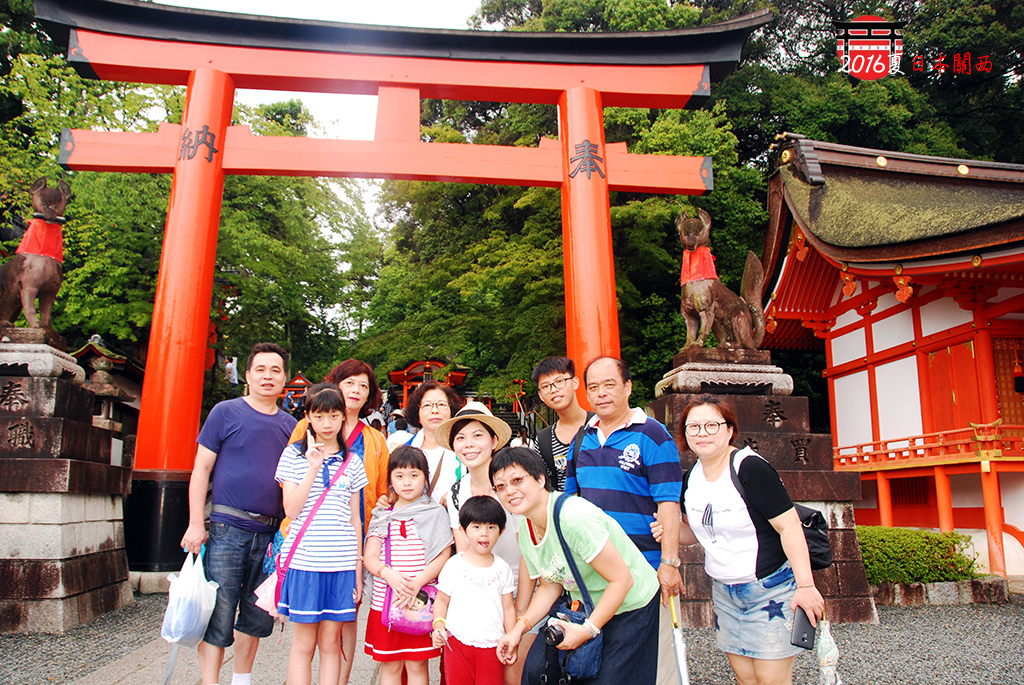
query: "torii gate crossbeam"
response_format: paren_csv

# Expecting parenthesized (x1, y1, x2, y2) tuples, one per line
(37, 0, 768, 568)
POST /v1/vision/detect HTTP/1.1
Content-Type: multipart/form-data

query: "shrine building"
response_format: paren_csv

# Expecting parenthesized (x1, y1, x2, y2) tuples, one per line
(761, 133, 1024, 576)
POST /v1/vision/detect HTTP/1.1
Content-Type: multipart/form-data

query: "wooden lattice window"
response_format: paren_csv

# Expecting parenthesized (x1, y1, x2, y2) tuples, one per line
(891, 476, 930, 507)
(993, 338, 1024, 425)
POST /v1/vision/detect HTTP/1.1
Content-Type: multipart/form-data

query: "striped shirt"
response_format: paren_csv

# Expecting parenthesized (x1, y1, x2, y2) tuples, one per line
(565, 408, 683, 568)
(548, 429, 571, 491)
(368, 519, 430, 611)
(275, 443, 368, 572)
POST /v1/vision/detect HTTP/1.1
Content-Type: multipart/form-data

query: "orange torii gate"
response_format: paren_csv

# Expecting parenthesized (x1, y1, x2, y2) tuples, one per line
(37, 0, 767, 566)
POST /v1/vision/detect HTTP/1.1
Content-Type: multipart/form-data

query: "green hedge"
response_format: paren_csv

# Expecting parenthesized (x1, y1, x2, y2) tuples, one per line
(857, 526, 978, 584)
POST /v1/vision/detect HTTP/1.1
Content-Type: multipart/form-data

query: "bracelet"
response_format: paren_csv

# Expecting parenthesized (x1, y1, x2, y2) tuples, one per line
(583, 618, 601, 638)
(432, 618, 446, 629)
(378, 565, 390, 577)
(796, 584, 815, 589)
(516, 616, 533, 631)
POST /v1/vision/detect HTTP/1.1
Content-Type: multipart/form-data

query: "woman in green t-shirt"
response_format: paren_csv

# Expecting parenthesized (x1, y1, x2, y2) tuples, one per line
(490, 447, 660, 685)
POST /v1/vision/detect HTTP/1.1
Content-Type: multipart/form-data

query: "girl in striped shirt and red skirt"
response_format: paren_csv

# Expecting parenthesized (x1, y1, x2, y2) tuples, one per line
(363, 446, 453, 685)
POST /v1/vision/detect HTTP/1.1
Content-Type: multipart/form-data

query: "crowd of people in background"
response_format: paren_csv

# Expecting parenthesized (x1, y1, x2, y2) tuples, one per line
(183, 343, 822, 685)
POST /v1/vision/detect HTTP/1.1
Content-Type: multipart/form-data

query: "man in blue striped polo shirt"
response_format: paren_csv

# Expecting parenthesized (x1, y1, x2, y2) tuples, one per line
(565, 356, 683, 685)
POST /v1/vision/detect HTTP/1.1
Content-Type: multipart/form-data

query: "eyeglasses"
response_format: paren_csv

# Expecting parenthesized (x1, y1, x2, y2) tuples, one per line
(492, 475, 526, 494)
(421, 401, 450, 412)
(538, 376, 572, 395)
(684, 421, 728, 437)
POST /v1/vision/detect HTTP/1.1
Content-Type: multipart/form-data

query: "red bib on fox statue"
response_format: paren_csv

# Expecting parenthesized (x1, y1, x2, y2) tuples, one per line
(16, 217, 65, 262)
(680, 246, 717, 284)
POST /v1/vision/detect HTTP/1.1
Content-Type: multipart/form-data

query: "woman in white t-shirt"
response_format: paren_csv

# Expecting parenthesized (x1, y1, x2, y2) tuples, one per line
(403, 380, 464, 507)
(435, 402, 528, 685)
(661, 393, 825, 685)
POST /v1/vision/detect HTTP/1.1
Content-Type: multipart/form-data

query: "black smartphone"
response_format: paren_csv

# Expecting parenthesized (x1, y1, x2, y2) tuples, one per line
(790, 607, 816, 650)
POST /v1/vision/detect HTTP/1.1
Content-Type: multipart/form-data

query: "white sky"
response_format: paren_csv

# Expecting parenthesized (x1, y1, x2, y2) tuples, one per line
(155, 1, 486, 140)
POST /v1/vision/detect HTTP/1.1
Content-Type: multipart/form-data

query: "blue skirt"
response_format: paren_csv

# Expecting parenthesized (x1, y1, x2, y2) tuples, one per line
(278, 569, 357, 624)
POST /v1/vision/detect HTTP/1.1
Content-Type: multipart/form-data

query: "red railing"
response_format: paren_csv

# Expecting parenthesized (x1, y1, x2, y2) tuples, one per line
(833, 421, 1024, 470)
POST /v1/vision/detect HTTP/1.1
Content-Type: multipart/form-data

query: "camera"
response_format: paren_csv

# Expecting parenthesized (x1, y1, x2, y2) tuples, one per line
(543, 622, 564, 646)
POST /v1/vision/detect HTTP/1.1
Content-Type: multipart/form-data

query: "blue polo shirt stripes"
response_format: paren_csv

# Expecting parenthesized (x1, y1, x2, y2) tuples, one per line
(565, 408, 683, 568)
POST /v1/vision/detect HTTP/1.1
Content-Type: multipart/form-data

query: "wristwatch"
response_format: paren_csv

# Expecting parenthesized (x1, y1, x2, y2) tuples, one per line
(660, 557, 681, 568)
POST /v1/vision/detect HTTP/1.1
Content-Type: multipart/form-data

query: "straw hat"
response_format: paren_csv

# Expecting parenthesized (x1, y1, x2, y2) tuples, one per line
(434, 401, 512, 451)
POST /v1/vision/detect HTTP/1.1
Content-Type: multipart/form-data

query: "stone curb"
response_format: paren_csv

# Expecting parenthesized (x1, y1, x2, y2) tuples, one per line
(871, 575, 1009, 607)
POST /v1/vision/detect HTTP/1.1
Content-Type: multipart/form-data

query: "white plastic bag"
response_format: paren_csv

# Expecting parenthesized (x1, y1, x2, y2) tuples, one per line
(161, 552, 219, 649)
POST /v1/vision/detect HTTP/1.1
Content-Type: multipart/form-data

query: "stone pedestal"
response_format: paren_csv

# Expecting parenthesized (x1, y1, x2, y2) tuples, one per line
(0, 341, 132, 633)
(649, 362, 878, 625)
(655, 347, 794, 397)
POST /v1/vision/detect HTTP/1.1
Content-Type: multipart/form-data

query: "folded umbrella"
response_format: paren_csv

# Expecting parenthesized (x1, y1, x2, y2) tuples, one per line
(669, 596, 690, 685)
(816, 611, 843, 685)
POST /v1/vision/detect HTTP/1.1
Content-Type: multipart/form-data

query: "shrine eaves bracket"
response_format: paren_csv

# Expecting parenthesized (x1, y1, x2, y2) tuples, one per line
(36, 0, 770, 476)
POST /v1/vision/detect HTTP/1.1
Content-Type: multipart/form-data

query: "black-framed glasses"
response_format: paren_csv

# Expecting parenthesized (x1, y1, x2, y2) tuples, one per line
(538, 376, 572, 395)
(684, 421, 728, 437)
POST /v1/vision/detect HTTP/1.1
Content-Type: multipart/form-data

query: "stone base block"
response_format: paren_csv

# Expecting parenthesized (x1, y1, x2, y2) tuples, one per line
(672, 347, 773, 368)
(774, 471, 862, 502)
(0, 326, 66, 350)
(0, 518, 124, 559)
(138, 571, 171, 595)
(0, 376, 95, 422)
(0, 416, 112, 463)
(0, 549, 128, 599)
(0, 492, 123, 524)
(0, 579, 133, 633)
(649, 393, 813, 438)
(0, 458, 131, 494)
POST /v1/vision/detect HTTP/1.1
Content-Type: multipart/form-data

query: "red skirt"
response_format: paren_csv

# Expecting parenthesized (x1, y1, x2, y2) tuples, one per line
(364, 608, 440, 662)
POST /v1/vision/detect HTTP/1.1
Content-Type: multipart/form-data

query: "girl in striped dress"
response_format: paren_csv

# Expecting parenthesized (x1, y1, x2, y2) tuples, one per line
(363, 446, 453, 685)
(275, 383, 367, 685)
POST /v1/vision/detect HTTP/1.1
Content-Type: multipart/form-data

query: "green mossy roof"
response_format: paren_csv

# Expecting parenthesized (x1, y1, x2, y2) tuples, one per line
(780, 165, 1024, 248)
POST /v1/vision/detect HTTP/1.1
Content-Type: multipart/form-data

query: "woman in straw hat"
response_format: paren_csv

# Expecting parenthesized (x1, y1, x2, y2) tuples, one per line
(435, 402, 531, 685)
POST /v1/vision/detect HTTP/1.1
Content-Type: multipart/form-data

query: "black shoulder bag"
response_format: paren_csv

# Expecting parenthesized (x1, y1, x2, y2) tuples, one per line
(728, 451, 832, 571)
(549, 493, 604, 681)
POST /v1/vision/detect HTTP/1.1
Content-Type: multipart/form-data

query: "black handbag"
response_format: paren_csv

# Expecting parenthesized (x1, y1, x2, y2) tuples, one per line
(550, 493, 604, 681)
(728, 451, 833, 571)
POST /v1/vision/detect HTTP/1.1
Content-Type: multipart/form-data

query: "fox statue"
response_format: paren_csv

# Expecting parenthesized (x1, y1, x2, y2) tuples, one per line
(0, 178, 71, 329)
(677, 208, 765, 350)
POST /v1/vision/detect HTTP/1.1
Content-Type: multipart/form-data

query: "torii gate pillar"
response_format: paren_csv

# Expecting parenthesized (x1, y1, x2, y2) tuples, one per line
(137, 69, 234, 474)
(560, 87, 620, 386)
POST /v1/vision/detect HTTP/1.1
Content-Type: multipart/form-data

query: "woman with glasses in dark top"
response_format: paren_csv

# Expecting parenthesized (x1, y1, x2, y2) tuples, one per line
(654, 393, 824, 685)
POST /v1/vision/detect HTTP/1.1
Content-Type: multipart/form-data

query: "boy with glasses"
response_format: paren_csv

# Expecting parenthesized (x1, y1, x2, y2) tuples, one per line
(530, 357, 593, 491)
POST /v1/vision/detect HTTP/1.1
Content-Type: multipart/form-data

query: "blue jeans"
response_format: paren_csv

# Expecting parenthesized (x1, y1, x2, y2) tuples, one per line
(524, 591, 659, 685)
(712, 561, 802, 660)
(203, 521, 275, 647)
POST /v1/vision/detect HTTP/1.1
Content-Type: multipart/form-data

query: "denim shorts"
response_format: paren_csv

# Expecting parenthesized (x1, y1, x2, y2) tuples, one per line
(712, 562, 803, 660)
(203, 521, 275, 647)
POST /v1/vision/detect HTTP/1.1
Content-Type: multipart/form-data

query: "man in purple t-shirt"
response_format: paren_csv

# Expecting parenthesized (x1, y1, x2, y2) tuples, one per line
(181, 342, 297, 685)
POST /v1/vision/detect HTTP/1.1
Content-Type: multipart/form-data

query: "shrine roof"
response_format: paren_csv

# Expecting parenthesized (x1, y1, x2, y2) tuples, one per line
(35, 0, 770, 80)
(760, 134, 1024, 352)
(70, 341, 146, 381)
(771, 134, 1024, 263)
